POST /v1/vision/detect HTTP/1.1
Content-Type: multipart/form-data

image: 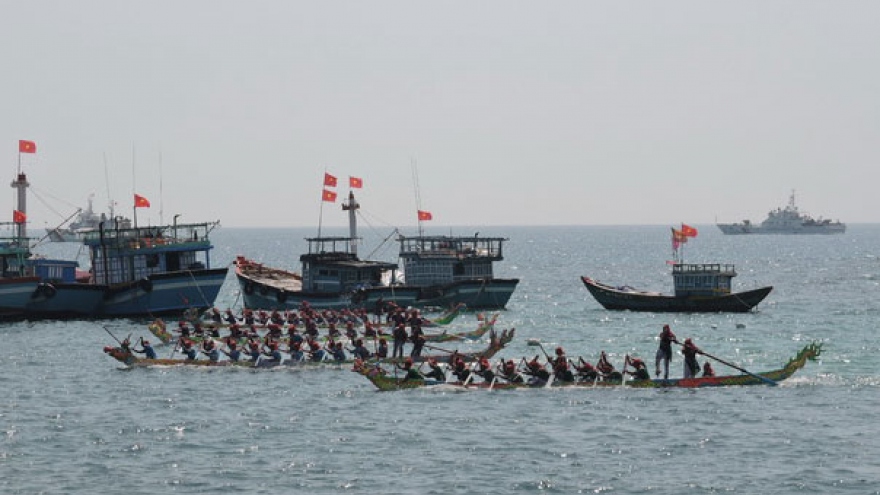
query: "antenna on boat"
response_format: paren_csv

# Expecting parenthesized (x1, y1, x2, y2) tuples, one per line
(131, 144, 138, 228)
(158, 149, 164, 225)
(342, 190, 359, 256)
(411, 159, 424, 237)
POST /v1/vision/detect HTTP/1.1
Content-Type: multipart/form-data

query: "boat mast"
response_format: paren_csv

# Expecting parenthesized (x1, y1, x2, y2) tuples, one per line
(10, 173, 29, 239)
(342, 191, 359, 256)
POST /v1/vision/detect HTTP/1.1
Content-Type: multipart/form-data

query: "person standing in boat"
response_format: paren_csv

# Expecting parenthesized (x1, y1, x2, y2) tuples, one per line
(392, 323, 408, 359)
(372, 297, 384, 324)
(681, 338, 701, 378)
(655, 324, 677, 379)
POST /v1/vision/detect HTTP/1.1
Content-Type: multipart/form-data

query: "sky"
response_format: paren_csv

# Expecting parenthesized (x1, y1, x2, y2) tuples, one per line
(2, 1, 878, 230)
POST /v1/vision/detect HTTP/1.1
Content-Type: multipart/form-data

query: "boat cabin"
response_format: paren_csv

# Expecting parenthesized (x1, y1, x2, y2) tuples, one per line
(83, 222, 217, 285)
(672, 263, 735, 297)
(0, 233, 34, 279)
(299, 236, 398, 293)
(397, 235, 507, 286)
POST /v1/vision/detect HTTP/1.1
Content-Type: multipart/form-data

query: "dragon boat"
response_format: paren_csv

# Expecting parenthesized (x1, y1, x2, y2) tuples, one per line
(147, 312, 498, 346)
(188, 302, 467, 331)
(359, 342, 821, 391)
(104, 328, 515, 369)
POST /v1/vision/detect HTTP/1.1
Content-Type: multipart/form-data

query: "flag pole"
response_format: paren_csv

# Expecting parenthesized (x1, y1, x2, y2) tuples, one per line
(317, 170, 325, 238)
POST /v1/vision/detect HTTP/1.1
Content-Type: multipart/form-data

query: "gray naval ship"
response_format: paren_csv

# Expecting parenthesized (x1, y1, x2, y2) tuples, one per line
(717, 191, 845, 235)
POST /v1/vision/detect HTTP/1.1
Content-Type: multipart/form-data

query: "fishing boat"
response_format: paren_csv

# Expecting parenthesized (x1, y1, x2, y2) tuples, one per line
(582, 225, 772, 313)
(581, 268, 773, 313)
(10, 171, 228, 318)
(358, 342, 821, 391)
(45, 194, 132, 242)
(235, 191, 518, 310)
(717, 191, 845, 235)
(0, 222, 41, 319)
(103, 327, 515, 368)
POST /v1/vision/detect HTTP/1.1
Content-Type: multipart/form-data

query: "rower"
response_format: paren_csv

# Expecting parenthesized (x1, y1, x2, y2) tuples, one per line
(133, 339, 157, 359)
(702, 361, 715, 377)
(423, 357, 447, 382)
(222, 341, 241, 362)
(572, 357, 599, 382)
(524, 355, 550, 383)
(202, 339, 220, 362)
(624, 357, 650, 380)
(180, 339, 198, 361)
(499, 359, 524, 383)
(596, 351, 620, 381)
(263, 341, 283, 362)
(330, 342, 347, 362)
(552, 347, 574, 382)
(396, 357, 422, 381)
(476, 356, 495, 383)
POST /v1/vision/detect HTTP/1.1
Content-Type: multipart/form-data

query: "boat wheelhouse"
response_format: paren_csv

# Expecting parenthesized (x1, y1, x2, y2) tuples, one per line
(82, 221, 228, 316)
(392, 234, 519, 309)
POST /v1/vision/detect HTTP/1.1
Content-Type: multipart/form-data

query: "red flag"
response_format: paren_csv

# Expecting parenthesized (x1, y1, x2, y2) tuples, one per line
(324, 173, 338, 188)
(134, 194, 151, 208)
(671, 228, 688, 250)
(417, 210, 433, 221)
(349, 176, 363, 189)
(19, 140, 36, 153)
(322, 189, 338, 202)
(12, 210, 26, 224)
(681, 224, 698, 237)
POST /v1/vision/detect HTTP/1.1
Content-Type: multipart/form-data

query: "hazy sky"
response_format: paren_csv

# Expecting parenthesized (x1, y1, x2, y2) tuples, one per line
(3, 2, 877, 230)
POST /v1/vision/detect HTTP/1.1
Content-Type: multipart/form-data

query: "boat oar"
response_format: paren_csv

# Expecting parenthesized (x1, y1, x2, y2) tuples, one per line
(536, 343, 556, 388)
(620, 355, 629, 388)
(103, 325, 123, 346)
(676, 342, 777, 386)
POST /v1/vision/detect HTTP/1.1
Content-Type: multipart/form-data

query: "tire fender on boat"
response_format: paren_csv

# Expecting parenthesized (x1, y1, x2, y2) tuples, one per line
(139, 278, 153, 293)
(33, 283, 57, 299)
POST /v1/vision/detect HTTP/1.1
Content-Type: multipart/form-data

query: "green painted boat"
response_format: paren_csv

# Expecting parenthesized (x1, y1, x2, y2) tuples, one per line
(359, 343, 822, 391)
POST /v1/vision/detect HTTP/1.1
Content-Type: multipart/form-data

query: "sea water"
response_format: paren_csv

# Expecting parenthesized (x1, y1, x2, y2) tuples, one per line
(1, 225, 878, 494)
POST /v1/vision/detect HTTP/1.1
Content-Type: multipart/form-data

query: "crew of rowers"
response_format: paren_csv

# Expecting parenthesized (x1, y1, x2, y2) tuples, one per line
(195, 300, 439, 331)
(354, 324, 716, 385)
(353, 345, 646, 386)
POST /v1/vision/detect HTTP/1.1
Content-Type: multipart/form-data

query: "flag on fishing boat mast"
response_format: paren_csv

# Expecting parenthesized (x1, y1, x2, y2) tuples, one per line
(322, 189, 337, 202)
(681, 224, 698, 237)
(12, 210, 26, 224)
(349, 176, 363, 188)
(134, 194, 151, 208)
(418, 210, 433, 221)
(324, 172, 338, 188)
(18, 140, 36, 153)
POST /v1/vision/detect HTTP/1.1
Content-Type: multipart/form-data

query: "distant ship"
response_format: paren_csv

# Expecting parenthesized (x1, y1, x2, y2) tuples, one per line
(45, 194, 132, 242)
(716, 191, 845, 235)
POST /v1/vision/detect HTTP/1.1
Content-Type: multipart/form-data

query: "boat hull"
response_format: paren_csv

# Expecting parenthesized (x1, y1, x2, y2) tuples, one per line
(717, 223, 845, 235)
(0, 277, 41, 318)
(236, 266, 518, 311)
(99, 268, 229, 316)
(362, 343, 821, 391)
(581, 276, 772, 313)
(25, 283, 106, 318)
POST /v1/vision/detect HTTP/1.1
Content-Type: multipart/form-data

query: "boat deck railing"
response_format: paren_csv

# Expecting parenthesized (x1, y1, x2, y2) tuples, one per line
(672, 263, 736, 275)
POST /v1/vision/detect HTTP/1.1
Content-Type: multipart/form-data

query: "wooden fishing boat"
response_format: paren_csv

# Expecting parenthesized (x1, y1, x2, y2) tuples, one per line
(359, 342, 821, 391)
(104, 328, 515, 369)
(581, 265, 773, 313)
(235, 191, 518, 311)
